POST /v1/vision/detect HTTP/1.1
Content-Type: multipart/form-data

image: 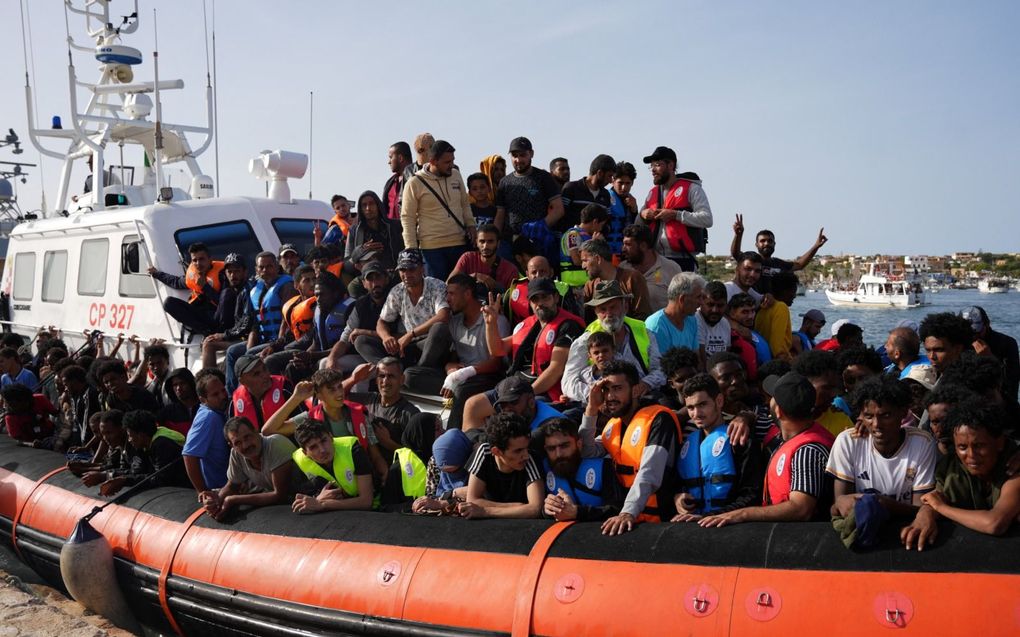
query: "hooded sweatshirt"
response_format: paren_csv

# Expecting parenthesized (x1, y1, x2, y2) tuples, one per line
(401, 167, 474, 250)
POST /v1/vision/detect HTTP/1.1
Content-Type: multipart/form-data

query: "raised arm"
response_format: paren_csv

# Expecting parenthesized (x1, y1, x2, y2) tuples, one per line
(792, 227, 828, 271)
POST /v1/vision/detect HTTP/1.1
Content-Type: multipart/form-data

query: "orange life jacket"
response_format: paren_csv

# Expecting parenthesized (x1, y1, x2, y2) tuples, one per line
(328, 213, 351, 239)
(602, 405, 682, 523)
(283, 296, 317, 340)
(185, 261, 225, 304)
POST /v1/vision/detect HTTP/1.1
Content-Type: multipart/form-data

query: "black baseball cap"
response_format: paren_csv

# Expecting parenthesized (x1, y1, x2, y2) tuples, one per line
(234, 354, 264, 379)
(493, 376, 534, 406)
(224, 253, 245, 268)
(361, 261, 388, 277)
(642, 146, 677, 164)
(762, 372, 816, 419)
(509, 137, 533, 153)
(527, 277, 558, 299)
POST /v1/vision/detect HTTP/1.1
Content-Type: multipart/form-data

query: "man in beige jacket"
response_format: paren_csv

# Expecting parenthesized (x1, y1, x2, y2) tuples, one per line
(401, 140, 477, 280)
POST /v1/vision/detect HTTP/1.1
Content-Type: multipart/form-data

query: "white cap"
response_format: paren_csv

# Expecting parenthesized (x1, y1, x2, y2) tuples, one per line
(830, 318, 850, 338)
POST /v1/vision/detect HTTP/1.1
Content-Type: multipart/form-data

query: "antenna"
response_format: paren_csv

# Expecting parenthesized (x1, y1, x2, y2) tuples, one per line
(211, 0, 220, 197)
(152, 8, 165, 201)
(308, 91, 313, 200)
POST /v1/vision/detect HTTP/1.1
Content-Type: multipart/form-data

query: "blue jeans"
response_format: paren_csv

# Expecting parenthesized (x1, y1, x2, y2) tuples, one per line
(225, 341, 271, 395)
(421, 245, 466, 281)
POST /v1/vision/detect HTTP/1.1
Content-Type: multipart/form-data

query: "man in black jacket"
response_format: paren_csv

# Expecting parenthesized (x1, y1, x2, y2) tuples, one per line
(200, 253, 254, 369)
(962, 306, 1019, 404)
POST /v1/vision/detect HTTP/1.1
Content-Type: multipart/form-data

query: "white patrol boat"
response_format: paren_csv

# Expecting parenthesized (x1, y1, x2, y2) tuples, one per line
(825, 262, 928, 308)
(1, 1, 331, 369)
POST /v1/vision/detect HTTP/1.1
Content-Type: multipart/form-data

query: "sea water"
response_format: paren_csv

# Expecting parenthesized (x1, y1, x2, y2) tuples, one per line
(794, 289, 1020, 346)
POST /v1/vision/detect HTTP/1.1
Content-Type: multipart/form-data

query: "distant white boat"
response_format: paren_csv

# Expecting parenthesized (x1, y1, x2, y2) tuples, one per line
(978, 278, 1010, 294)
(826, 263, 928, 308)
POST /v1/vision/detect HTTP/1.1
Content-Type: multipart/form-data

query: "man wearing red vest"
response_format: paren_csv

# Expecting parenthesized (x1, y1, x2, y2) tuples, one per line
(231, 356, 293, 430)
(483, 278, 584, 404)
(581, 361, 682, 536)
(697, 372, 835, 528)
(636, 146, 713, 272)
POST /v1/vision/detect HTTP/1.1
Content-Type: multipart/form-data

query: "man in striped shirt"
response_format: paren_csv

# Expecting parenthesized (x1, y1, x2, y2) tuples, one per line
(697, 372, 834, 527)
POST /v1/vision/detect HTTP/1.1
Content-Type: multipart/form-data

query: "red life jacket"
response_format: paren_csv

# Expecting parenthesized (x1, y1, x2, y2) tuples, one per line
(815, 337, 840, 352)
(306, 399, 370, 450)
(510, 310, 583, 402)
(763, 423, 835, 505)
(643, 178, 698, 254)
(185, 261, 225, 305)
(232, 375, 289, 428)
(506, 279, 531, 323)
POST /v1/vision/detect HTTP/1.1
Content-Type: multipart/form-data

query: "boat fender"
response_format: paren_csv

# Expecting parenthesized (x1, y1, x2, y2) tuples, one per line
(59, 518, 143, 634)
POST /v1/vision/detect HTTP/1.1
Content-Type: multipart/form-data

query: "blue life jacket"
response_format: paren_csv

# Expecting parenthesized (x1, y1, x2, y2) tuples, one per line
(542, 457, 604, 507)
(675, 426, 737, 514)
(606, 189, 630, 255)
(793, 330, 814, 352)
(750, 329, 773, 365)
(521, 220, 560, 270)
(250, 274, 295, 343)
(314, 298, 354, 351)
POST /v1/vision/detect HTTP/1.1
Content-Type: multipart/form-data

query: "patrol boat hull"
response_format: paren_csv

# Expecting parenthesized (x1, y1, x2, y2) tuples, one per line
(2, 438, 1018, 636)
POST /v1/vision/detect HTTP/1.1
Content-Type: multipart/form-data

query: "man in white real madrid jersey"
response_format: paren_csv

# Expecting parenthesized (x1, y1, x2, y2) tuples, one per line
(538, 417, 625, 522)
(827, 376, 936, 520)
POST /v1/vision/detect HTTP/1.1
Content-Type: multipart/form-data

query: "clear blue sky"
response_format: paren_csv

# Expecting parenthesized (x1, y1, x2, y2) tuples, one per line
(3, 1, 1017, 256)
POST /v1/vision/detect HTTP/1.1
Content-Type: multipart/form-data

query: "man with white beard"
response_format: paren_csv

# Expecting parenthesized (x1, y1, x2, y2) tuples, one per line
(563, 280, 666, 403)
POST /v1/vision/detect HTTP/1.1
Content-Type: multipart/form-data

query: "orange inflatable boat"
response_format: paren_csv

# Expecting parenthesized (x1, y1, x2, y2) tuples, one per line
(2, 437, 1018, 636)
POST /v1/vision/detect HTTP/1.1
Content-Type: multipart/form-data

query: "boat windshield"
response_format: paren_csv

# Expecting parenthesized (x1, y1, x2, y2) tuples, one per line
(174, 220, 262, 262)
(271, 218, 331, 260)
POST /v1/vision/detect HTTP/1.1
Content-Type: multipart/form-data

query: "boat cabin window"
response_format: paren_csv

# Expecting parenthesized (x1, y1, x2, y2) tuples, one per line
(272, 218, 330, 261)
(12, 252, 35, 301)
(105, 193, 129, 207)
(41, 251, 68, 303)
(119, 235, 155, 298)
(77, 239, 110, 296)
(175, 221, 260, 262)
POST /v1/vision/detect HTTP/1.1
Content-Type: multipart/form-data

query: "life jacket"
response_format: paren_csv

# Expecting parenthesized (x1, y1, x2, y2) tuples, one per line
(510, 310, 583, 402)
(643, 177, 706, 254)
(394, 447, 427, 498)
(750, 329, 773, 365)
(584, 317, 651, 373)
(283, 295, 317, 340)
(250, 274, 294, 343)
(326, 262, 343, 279)
(606, 189, 630, 256)
(602, 405, 681, 522)
(521, 219, 560, 269)
(150, 425, 186, 447)
(292, 436, 360, 497)
(815, 337, 840, 352)
(232, 375, 289, 428)
(675, 426, 736, 514)
(542, 457, 604, 507)
(793, 331, 813, 352)
(504, 278, 574, 324)
(327, 213, 351, 242)
(559, 226, 591, 288)
(185, 261, 225, 305)
(763, 423, 835, 506)
(307, 400, 369, 450)
(314, 298, 353, 351)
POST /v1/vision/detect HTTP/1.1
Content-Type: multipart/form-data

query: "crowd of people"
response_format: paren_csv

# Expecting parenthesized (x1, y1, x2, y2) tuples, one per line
(2, 134, 1019, 550)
